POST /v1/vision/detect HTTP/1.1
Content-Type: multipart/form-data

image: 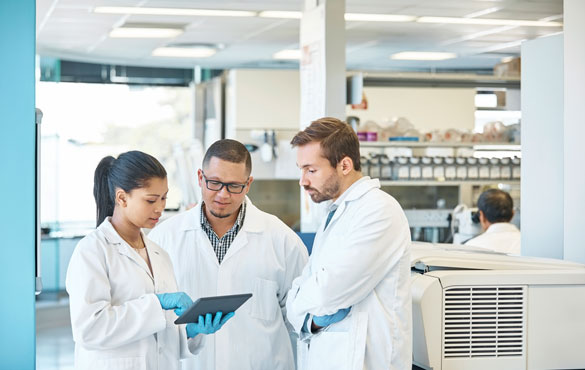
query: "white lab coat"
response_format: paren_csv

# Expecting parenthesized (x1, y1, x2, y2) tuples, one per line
(66, 218, 204, 370)
(465, 222, 521, 254)
(286, 177, 412, 370)
(148, 198, 308, 370)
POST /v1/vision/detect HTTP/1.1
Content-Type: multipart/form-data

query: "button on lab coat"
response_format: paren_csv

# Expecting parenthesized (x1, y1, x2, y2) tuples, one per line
(286, 178, 412, 370)
(66, 218, 203, 370)
(148, 198, 309, 370)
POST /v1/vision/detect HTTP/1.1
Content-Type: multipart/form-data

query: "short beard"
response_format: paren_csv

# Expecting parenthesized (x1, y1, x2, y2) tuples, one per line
(304, 173, 340, 203)
(203, 203, 233, 219)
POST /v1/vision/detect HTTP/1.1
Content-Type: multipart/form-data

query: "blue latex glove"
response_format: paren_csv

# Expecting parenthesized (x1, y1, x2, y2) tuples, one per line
(186, 311, 235, 338)
(156, 292, 193, 316)
(312, 307, 351, 328)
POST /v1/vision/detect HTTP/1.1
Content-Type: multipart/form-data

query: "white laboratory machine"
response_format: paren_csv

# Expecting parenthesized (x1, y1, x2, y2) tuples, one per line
(411, 242, 585, 370)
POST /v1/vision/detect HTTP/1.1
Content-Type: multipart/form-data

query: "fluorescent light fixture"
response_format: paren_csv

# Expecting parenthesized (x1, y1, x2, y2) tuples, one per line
(258, 11, 301, 19)
(391, 51, 457, 61)
(464, 7, 501, 19)
(94, 6, 256, 17)
(152, 47, 216, 58)
(417, 16, 562, 27)
(273, 49, 300, 60)
(344, 13, 416, 22)
(109, 27, 183, 38)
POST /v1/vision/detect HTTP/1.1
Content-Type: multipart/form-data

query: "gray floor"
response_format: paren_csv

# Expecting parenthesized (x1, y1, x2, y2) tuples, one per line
(37, 325, 74, 370)
(36, 299, 74, 370)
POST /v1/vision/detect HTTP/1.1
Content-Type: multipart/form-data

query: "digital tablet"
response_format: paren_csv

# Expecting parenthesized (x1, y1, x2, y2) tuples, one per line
(174, 293, 253, 325)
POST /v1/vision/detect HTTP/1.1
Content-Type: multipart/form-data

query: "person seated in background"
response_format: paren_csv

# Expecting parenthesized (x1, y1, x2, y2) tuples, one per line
(465, 188, 521, 254)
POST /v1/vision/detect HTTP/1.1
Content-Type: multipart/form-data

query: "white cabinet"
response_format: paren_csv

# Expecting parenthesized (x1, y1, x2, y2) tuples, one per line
(225, 69, 300, 137)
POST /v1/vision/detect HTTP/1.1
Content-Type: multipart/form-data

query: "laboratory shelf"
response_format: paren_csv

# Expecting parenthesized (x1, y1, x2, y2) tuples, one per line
(359, 141, 521, 150)
(379, 180, 520, 186)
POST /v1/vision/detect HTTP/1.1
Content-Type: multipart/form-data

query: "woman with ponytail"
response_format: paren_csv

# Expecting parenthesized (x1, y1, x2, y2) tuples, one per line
(66, 151, 233, 370)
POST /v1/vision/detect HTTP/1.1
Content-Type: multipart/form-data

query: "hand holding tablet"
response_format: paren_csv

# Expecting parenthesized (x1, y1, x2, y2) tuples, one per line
(174, 293, 253, 325)
(186, 311, 235, 338)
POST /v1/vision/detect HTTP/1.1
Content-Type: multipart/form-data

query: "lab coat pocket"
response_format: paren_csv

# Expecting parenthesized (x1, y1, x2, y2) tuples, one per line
(304, 311, 368, 370)
(307, 332, 350, 370)
(92, 356, 146, 370)
(248, 278, 279, 321)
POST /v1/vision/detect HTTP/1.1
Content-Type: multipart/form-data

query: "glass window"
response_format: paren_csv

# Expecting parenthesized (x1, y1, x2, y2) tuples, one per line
(37, 81, 193, 229)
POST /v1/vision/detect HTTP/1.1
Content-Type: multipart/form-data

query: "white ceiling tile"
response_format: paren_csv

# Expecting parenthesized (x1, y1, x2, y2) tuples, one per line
(35, 0, 562, 70)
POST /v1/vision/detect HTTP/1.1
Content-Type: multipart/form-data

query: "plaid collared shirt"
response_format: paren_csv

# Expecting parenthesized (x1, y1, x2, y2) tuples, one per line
(200, 201, 246, 264)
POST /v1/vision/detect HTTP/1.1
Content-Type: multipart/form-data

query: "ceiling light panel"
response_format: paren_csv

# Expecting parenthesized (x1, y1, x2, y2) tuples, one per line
(464, 7, 502, 18)
(273, 49, 300, 60)
(344, 13, 416, 22)
(391, 51, 457, 60)
(94, 7, 257, 17)
(258, 11, 302, 19)
(109, 27, 183, 38)
(152, 47, 217, 58)
(417, 16, 563, 27)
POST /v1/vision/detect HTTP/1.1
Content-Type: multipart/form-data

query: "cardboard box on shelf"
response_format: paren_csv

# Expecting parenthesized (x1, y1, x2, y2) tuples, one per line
(494, 57, 521, 78)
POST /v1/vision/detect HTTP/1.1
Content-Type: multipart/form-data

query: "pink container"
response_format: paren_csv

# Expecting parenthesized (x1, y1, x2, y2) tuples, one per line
(357, 132, 368, 141)
(366, 132, 378, 141)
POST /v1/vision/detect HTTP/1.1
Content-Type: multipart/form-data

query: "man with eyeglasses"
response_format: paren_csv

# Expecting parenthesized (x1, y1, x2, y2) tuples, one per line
(149, 139, 309, 370)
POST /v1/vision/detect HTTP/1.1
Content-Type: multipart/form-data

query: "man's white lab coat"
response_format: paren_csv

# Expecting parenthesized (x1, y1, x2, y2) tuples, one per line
(286, 177, 412, 370)
(148, 198, 308, 370)
(465, 222, 521, 254)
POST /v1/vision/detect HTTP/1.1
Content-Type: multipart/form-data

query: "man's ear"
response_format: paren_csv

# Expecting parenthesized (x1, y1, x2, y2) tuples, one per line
(339, 156, 353, 175)
(197, 169, 203, 187)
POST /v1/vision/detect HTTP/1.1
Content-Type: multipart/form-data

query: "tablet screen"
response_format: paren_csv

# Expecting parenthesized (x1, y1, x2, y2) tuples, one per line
(174, 293, 253, 325)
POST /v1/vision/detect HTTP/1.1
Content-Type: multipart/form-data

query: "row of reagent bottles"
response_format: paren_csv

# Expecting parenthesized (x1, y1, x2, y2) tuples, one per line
(361, 155, 521, 181)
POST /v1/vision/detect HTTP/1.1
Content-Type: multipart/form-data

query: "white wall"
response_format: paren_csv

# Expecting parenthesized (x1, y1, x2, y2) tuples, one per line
(346, 86, 476, 131)
(226, 69, 477, 134)
(563, 0, 585, 264)
(521, 35, 564, 259)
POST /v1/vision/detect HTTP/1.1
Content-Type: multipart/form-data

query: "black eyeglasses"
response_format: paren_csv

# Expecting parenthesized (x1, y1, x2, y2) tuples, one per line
(201, 172, 249, 194)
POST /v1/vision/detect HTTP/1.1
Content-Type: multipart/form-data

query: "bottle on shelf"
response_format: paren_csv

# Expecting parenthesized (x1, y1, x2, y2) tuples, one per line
(369, 154, 381, 179)
(360, 156, 370, 177)
(512, 157, 521, 179)
(421, 157, 433, 180)
(456, 157, 467, 180)
(380, 155, 392, 180)
(409, 157, 422, 180)
(467, 157, 479, 180)
(444, 157, 457, 180)
(433, 157, 445, 181)
(500, 157, 512, 180)
(394, 157, 410, 180)
(478, 158, 490, 179)
(489, 157, 501, 179)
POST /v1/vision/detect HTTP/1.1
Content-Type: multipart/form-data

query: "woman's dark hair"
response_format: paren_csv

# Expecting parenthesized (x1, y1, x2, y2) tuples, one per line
(93, 150, 167, 227)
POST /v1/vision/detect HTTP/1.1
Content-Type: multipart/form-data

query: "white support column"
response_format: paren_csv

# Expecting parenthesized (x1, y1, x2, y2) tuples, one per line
(521, 35, 564, 259)
(563, 0, 585, 263)
(299, 0, 346, 232)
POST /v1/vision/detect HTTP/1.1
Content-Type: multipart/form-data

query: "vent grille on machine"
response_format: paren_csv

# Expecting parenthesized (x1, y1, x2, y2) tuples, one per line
(443, 286, 525, 358)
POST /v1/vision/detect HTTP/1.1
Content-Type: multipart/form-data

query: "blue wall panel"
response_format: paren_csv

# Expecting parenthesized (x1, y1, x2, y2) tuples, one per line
(0, 1, 36, 369)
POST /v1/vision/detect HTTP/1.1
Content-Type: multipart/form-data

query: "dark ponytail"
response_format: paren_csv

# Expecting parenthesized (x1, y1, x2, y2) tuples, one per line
(93, 151, 167, 227)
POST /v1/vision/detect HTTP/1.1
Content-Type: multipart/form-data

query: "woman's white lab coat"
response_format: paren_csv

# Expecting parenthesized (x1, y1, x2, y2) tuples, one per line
(65, 218, 204, 370)
(286, 177, 412, 370)
(148, 198, 308, 370)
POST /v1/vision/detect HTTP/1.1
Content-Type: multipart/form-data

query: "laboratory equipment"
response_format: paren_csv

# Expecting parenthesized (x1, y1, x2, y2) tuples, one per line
(411, 242, 585, 370)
